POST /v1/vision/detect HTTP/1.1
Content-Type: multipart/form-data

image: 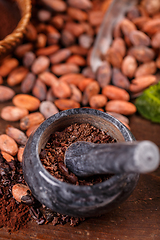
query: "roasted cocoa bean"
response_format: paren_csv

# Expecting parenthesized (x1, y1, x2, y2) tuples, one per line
(105, 100, 137, 115)
(7, 67, 29, 87)
(89, 94, 107, 108)
(135, 61, 157, 77)
(112, 68, 130, 90)
(0, 58, 19, 77)
(129, 75, 157, 92)
(102, 85, 130, 101)
(121, 55, 137, 79)
(0, 86, 15, 102)
(6, 125, 28, 146)
(0, 134, 18, 156)
(13, 94, 40, 112)
(96, 62, 112, 88)
(20, 112, 45, 130)
(54, 99, 80, 110)
(31, 56, 50, 75)
(32, 79, 47, 101)
(39, 101, 59, 119)
(1, 106, 29, 122)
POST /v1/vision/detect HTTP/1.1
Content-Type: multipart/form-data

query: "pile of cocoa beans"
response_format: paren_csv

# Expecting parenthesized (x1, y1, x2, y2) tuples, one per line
(0, 0, 159, 167)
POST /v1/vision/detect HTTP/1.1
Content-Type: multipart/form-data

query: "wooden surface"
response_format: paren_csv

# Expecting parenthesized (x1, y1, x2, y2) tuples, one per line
(0, 105, 160, 239)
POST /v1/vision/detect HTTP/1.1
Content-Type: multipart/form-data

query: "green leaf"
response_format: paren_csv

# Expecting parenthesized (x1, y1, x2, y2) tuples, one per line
(135, 82, 160, 123)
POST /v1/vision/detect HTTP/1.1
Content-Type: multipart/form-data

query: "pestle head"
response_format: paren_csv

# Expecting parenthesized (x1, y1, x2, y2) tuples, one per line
(64, 141, 160, 177)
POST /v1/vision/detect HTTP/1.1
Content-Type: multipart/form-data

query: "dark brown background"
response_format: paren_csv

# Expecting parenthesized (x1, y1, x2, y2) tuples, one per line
(0, 93, 159, 240)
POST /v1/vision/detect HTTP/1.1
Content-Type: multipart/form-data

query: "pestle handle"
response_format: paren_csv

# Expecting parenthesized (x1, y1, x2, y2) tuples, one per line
(64, 141, 160, 177)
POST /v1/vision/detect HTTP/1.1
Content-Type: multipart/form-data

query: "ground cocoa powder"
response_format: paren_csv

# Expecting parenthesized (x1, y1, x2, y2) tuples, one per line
(0, 152, 31, 232)
(40, 123, 116, 185)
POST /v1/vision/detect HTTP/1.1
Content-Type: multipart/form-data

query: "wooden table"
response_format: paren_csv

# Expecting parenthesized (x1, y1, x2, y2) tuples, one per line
(0, 107, 159, 239)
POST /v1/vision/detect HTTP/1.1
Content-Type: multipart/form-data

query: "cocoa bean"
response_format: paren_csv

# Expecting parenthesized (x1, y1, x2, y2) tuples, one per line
(129, 30, 151, 46)
(0, 134, 18, 156)
(61, 29, 76, 47)
(7, 67, 29, 87)
(142, 18, 160, 35)
(32, 79, 47, 101)
(68, 45, 88, 56)
(112, 38, 126, 58)
(37, 9, 52, 22)
(51, 81, 71, 99)
(54, 99, 80, 110)
(82, 81, 100, 106)
(120, 18, 137, 36)
(105, 100, 137, 115)
(89, 94, 107, 108)
(67, 0, 92, 10)
(96, 61, 112, 88)
(49, 48, 71, 64)
(50, 15, 64, 30)
(135, 61, 157, 77)
(46, 25, 61, 45)
(133, 17, 151, 29)
(36, 45, 60, 56)
(128, 45, 155, 62)
(78, 34, 93, 49)
(129, 75, 157, 92)
(23, 52, 36, 68)
(78, 78, 94, 92)
(25, 22, 37, 42)
(1, 151, 14, 162)
(82, 66, 96, 79)
(141, 0, 160, 16)
(121, 56, 137, 79)
(67, 7, 88, 22)
(21, 72, 36, 94)
(70, 84, 82, 103)
(102, 85, 130, 101)
(17, 146, 25, 162)
(6, 125, 28, 146)
(36, 33, 47, 49)
(51, 63, 80, 76)
(14, 43, 33, 58)
(39, 101, 59, 119)
(1, 106, 29, 121)
(41, 0, 67, 12)
(0, 58, 19, 77)
(88, 10, 104, 27)
(12, 184, 31, 203)
(66, 54, 86, 66)
(12, 94, 40, 112)
(38, 72, 58, 87)
(105, 47, 123, 69)
(112, 68, 130, 90)
(0, 86, 15, 102)
(31, 56, 50, 75)
(151, 31, 160, 48)
(59, 73, 83, 86)
(107, 111, 129, 125)
(65, 22, 84, 37)
(26, 124, 40, 137)
(20, 112, 45, 130)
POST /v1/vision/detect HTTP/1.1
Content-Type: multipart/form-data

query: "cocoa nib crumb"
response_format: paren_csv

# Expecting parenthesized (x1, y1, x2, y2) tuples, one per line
(40, 123, 116, 185)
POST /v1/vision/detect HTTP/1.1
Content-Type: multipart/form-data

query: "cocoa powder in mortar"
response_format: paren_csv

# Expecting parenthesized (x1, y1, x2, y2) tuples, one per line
(40, 123, 116, 185)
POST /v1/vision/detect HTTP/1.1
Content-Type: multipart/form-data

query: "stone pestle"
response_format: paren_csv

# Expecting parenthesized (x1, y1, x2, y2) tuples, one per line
(64, 141, 160, 177)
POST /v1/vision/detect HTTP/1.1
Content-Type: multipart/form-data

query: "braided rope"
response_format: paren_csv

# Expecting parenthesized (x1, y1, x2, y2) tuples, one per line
(0, 0, 31, 56)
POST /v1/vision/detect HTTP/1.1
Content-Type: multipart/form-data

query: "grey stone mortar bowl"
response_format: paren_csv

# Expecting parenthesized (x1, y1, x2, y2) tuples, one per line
(22, 108, 139, 218)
